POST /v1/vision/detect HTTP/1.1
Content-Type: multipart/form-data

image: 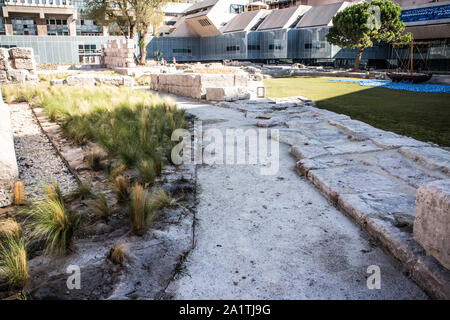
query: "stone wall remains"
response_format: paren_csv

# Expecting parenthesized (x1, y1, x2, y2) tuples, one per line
(0, 86, 19, 207)
(0, 47, 37, 84)
(149, 73, 248, 100)
(414, 179, 450, 270)
(101, 39, 136, 68)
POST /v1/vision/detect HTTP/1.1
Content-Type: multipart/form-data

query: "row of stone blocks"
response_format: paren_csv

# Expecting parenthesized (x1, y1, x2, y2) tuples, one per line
(219, 98, 450, 298)
(149, 73, 248, 100)
(0, 47, 37, 84)
(51, 74, 134, 87)
(0, 87, 19, 207)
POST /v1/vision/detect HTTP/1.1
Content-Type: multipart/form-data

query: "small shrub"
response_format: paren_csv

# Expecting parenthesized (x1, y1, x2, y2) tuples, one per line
(91, 194, 110, 222)
(135, 76, 151, 86)
(0, 219, 21, 239)
(109, 163, 126, 181)
(85, 151, 104, 171)
(108, 243, 128, 265)
(27, 184, 80, 256)
(70, 182, 94, 200)
(113, 176, 130, 203)
(128, 184, 160, 234)
(38, 72, 69, 83)
(0, 235, 28, 290)
(150, 188, 177, 210)
(44, 181, 64, 203)
(13, 181, 24, 206)
(138, 160, 156, 184)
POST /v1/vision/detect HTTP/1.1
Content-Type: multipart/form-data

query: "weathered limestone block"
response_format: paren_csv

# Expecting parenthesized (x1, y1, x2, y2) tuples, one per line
(0, 92, 19, 207)
(0, 71, 7, 83)
(65, 74, 133, 87)
(290, 144, 329, 160)
(66, 74, 96, 86)
(234, 74, 248, 87)
(414, 179, 450, 270)
(14, 58, 35, 71)
(25, 73, 38, 82)
(122, 76, 134, 87)
(400, 146, 450, 176)
(200, 74, 236, 88)
(307, 166, 403, 201)
(95, 75, 123, 86)
(376, 152, 445, 188)
(206, 87, 239, 101)
(327, 140, 382, 155)
(0, 48, 9, 60)
(256, 118, 283, 127)
(338, 191, 416, 225)
(0, 59, 10, 71)
(7, 69, 28, 83)
(371, 135, 430, 149)
(50, 78, 65, 86)
(149, 74, 159, 88)
(272, 130, 311, 146)
(9, 47, 33, 59)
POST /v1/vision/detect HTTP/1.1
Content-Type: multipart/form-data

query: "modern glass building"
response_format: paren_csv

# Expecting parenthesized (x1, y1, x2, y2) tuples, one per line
(0, 0, 449, 70)
(147, 0, 450, 71)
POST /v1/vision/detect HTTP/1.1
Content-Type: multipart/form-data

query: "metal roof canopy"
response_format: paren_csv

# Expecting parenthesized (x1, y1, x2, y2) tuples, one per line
(257, 5, 310, 31)
(223, 9, 270, 33)
(296, 2, 346, 28)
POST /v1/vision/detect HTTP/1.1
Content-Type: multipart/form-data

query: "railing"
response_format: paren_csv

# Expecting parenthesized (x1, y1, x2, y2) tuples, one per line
(3, 0, 73, 7)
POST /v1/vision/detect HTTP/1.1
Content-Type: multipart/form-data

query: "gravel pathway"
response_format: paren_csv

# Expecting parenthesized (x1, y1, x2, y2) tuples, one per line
(158, 95, 427, 299)
(9, 103, 77, 201)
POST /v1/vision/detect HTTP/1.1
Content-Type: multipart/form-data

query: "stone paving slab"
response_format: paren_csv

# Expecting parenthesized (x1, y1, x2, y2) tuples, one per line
(215, 96, 450, 299)
(400, 146, 450, 175)
(307, 166, 408, 201)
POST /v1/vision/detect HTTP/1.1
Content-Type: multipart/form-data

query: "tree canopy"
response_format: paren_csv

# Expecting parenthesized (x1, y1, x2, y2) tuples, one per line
(86, 0, 168, 64)
(326, 1, 411, 71)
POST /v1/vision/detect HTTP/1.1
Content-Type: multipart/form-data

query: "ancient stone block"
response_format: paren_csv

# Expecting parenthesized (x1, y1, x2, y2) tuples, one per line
(206, 87, 239, 101)
(9, 47, 33, 59)
(0, 48, 9, 60)
(290, 144, 329, 160)
(66, 74, 96, 86)
(7, 69, 28, 83)
(50, 78, 65, 86)
(371, 136, 430, 149)
(0, 59, 10, 71)
(26, 73, 38, 82)
(338, 191, 416, 224)
(400, 146, 450, 176)
(0, 71, 7, 83)
(376, 152, 445, 188)
(414, 179, 450, 270)
(307, 166, 403, 201)
(13, 58, 35, 70)
(122, 76, 134, 87)
(0, 95, 19, 207)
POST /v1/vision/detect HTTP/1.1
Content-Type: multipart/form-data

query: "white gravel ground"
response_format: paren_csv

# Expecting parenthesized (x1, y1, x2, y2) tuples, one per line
(160, 95, 428, 300)
(9, 103, 77, 201)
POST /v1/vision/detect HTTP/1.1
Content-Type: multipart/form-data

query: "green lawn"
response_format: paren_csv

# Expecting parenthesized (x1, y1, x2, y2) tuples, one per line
(264, 77, 450, 147)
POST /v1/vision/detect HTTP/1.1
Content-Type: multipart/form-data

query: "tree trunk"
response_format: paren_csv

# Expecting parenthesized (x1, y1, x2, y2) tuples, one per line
(138, 33, 148, 65)
(354, 48, 363, 72)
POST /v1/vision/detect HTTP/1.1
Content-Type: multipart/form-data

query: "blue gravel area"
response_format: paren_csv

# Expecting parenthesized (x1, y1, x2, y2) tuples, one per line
(329, 79, 450, 93)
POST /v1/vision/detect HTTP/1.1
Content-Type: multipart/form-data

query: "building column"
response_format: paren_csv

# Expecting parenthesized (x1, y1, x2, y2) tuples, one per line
(36, 18, 47, 36)
(68, 15, 76, 36)
(4, 18, 13, 35)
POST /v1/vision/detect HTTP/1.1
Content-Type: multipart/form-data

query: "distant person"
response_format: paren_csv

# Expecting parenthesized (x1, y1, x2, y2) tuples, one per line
(173, 57, 176, 65)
